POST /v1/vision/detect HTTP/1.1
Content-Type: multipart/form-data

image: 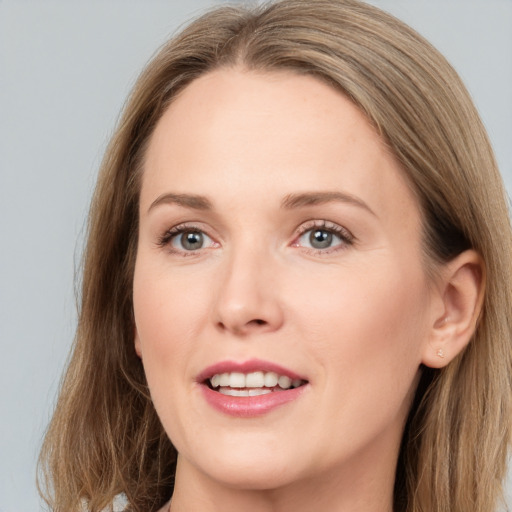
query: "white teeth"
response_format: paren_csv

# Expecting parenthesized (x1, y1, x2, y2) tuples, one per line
(278, 375, 292, 389)
(211, 374, 221, 388)
(264, 372, 278, 387)
(248, 388, 272, 396)
(221, 388, 250, 397)
(209, 371, 304, 391)
(219, 373, 230, 386)
(246, 371, 265, 387)
(218, 387, 273, 397)
(230, 372, 246, 388)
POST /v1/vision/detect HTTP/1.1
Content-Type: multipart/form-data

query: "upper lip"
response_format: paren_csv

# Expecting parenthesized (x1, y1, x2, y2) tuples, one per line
(196, 358, 307, 383)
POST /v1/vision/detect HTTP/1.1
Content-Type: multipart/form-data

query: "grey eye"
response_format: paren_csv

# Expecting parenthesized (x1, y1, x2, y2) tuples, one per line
(309, 229, 333, 249)
(297, 226, 346, 251)
(175, 231, 204, 250)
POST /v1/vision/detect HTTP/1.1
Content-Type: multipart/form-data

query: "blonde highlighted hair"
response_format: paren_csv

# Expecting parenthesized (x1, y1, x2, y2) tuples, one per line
(38, 1, 512, 511)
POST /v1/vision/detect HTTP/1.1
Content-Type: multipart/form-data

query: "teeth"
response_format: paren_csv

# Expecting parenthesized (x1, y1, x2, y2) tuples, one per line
(219, 373, 230, 386)
(230, 372, 246, 388)
(278, 375, 292, 389)
(264, 372, 278, 387)
(219, 388, 273, 397)
(246, 371, 265, 387)
(221, 388, 250, 397)
(209, 371, 304, 391)
(248, 388, 272, 396)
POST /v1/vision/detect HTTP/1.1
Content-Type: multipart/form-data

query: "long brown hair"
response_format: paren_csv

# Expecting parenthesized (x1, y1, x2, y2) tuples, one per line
(38, 1, 512, 511)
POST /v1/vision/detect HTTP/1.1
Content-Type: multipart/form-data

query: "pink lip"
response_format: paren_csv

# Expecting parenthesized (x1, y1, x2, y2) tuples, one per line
(196, 358, 309, 418)
(196, 358, 306, 382)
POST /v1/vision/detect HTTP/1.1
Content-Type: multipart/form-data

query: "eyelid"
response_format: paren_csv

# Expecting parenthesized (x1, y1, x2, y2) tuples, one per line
(294, 219, 354, 241)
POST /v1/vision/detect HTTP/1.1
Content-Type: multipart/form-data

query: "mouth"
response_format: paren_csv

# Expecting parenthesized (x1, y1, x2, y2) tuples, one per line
(197, 359, 309, 417)
(207, 371, 307, 396)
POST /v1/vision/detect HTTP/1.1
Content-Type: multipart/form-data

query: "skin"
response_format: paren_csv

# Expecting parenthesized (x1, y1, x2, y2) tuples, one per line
(133, 68, 481, 512)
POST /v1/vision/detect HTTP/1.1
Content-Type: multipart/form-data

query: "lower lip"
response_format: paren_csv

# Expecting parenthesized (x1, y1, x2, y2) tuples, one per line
(200, 384, 308, 418)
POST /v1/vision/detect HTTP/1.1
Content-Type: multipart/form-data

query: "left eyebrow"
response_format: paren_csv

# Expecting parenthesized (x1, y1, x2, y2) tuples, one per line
(147, 192, 213, 213)
(281, 191, 376, 216)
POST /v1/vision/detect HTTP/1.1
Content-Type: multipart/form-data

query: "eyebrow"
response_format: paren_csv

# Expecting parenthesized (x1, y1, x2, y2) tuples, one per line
(148, 193, 213, 213)
(281, 191, 376, 216)
(147, 190, 375, 216)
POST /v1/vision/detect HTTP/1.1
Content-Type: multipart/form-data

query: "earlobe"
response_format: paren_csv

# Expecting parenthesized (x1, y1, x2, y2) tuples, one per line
(422, 250, 485, 369)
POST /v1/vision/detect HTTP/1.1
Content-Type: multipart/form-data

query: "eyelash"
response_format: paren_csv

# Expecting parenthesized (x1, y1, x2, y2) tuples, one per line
(157, 220, 355, 256)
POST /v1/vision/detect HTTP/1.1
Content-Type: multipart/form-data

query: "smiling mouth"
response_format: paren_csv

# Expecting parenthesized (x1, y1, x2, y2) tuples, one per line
(206, 371, 307, 397)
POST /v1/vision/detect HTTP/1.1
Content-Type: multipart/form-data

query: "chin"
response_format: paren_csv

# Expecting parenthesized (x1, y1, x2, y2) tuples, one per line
(178, 441, 306, 491)
(207, 463, 300, 491)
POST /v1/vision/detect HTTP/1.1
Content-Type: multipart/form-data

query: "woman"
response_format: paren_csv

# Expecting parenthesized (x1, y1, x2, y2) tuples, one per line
(38, 0, 512, 511)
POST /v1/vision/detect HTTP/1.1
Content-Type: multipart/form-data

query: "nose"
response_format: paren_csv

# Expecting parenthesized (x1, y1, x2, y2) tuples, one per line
(213, 245, 284, 336)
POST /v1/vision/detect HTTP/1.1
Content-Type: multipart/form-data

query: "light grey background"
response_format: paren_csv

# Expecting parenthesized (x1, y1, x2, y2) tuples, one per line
(1, 1, 511, 511)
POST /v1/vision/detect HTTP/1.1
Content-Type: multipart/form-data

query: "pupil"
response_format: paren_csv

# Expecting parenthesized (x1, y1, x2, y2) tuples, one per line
(182, 231, 203, 250)
(310, 229, 332, 249)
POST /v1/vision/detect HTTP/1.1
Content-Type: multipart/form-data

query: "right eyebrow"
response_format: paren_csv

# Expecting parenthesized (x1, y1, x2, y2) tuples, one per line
(147, 192, 213, 213)
(281, 191, 376, 217)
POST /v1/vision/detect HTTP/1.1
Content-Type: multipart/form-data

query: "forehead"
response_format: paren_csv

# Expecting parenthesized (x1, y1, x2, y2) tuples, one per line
(141, 67, 419, 228)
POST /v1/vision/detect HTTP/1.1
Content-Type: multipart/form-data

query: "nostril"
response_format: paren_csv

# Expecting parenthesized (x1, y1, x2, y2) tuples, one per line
(215, 318, 266, 330)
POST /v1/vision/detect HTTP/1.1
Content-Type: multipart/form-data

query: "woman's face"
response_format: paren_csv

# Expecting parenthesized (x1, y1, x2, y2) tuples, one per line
(133, 69, 437, 492)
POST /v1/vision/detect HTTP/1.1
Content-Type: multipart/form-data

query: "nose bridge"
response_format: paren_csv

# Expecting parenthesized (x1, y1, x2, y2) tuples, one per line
(213, 235, 283, 334)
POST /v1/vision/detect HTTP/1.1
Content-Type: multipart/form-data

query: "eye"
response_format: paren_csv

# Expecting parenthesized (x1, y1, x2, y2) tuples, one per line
(299, 228, 342, 250)
(293, 221, 354, 252)
(158, 225, 218, 254)
(172, 230, 208, 251)
(305, 229, 337, 249)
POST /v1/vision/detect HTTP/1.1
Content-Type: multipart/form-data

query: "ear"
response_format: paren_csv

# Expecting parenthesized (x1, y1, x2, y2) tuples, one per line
(422, 250, 485, 368)
(134, 326, 142, 359)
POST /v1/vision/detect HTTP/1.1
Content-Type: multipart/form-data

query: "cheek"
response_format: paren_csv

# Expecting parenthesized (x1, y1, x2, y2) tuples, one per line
(286, 260, 429, 460)
(134, 258, 209, 341)
(132, 261, 213, 442)
(132, 259, 208, 390)
(289, 257, 430, 383)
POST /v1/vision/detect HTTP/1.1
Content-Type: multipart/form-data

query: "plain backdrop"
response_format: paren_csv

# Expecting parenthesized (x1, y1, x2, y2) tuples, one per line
(1, 1, 511, 511)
